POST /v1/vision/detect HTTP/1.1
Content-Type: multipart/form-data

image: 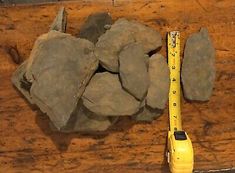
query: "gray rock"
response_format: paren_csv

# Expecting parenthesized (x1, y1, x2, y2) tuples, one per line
(78, 12, 112, 43)
(11, 60, 34, 104)
(95, 18, 162, 72)
(95, 20, 135, 72)
(25, 31, 98, 130)
(50, 7, 67, 32)
(182, 28, 215, 101)
(128, 20, 162, 53)
(51, 101, 117, 133)
(133, 106, 162, 122)
(82, 72, 141, 116)
(146, 54, 170, 109)
(119, 43, 149, 100)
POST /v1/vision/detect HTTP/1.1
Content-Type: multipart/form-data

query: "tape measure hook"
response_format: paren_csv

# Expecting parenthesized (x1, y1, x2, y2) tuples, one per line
(170, 31, 179, 48)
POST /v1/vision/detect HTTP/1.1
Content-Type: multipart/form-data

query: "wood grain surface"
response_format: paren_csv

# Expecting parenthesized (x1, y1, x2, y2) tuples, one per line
(0, 0, 235, 172)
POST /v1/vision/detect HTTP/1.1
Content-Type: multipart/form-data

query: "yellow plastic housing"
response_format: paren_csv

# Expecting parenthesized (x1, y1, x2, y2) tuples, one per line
(168, 131, 194, 173)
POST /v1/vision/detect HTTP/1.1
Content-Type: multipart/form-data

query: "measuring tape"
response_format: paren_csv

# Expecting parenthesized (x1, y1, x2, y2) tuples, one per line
(167, 31, 194, 173)
(168, 31, 182, 132)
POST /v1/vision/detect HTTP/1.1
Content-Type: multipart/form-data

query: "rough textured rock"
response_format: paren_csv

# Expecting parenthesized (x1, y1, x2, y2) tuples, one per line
(25, 31, 98, 130)
(95, 18, 162, 72)
(50, 101, 117, 133)
(127, 20, 162, 53)
(11, 60, 34, 104)
(146, 54, 170, 109)
(182, 28, 215, 101)
(82, 72, 141, 116)
(78, 12, 112, 43)
(133, 106, 162, 122)
(50, 7, 67, 32)
(119, 43, 149, 100)
(95, 20, 135, 72)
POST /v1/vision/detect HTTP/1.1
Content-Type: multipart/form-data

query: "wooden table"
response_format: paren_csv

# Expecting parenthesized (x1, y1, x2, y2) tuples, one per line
(0, 0, 234, 172)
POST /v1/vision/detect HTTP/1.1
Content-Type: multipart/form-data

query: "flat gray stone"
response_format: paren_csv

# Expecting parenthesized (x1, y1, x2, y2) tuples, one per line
(133, 106, 162, 122)
(95, 19, 135, 72)
(50, 7, 67, 32)
(119, 43, 149, 100)
(11, 60, 34, 104)
(78, 12, 112, 43)
(128, 19, 162, 53)
(95, 18, 162, 72)
(146, 54, 170, 109)
(51, 101, 117, 133)
(82, 72, 141, 116)
(25, 31, 98, 130)
(182, 28, 215, 101)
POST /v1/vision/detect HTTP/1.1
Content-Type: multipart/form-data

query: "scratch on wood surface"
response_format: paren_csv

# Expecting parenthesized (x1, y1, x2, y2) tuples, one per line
(195, 0, 208, 12)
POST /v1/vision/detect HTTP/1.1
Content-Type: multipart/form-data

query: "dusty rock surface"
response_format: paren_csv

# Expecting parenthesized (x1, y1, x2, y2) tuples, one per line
(78, 12, 112, 43)
(133, 106, 162, 122)
(146, 54, 170, 110)
(50, 7, 67, 32)
(95, 18, 162, 72)
(182, 28, 215, 101)
(82, 72, 141, 116)
(12, 15, 166, 133)
(50, 101, 115, 133)
(25, 31, 98, 130)
(119, 43, 149, 100)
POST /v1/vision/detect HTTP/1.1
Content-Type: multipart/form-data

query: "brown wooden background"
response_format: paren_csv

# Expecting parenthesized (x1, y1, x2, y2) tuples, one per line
(0, 0, 235, 172)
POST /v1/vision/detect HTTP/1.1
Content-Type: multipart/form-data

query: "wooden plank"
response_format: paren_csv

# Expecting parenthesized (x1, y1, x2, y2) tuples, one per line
(0, 0, 235, 172)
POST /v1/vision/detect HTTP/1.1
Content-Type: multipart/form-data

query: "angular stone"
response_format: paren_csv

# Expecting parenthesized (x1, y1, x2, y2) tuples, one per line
(119, 43, 149, 100)
(128, 20, 162, 53)
(78, 12, 112, 43)
(82, 72, 141, 116)
(95, 18, 162, 72)
(133, 106, 162, 122)
(11, 60, 34, 104)
(50, 7, 67, 32)
(25, 31, 98, 130)
(146, 54, 170, 109)
(95, 20, 135, 72)
(182, 28, 215, 101)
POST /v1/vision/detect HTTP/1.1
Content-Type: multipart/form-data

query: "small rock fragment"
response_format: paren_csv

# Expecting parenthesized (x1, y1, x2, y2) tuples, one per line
(25, 31, 98, 130)
(133, 106, 162, 122)
(182, 28, 215, 101)
(78, 12, 112, 43)
(6, 45, 21, 64)
(146, 54, 170, 109)
(119, 43, 149, 100)
(50, 7, 67, 32)
(82, 72, 141, 116)
(95, 18, 162, 72)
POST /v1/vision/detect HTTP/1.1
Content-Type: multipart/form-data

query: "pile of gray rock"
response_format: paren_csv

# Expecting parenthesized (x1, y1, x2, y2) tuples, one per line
(12, 8, 215, 133)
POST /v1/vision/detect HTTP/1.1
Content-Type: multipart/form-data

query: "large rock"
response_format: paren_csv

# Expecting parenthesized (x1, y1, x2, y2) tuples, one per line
(182, 28, 215, 101)
(25, 31, 98, 130)
(146, 54, 170, 109)
(82, 72, 141, 116)
(50, 7, 67, 32)
(133, 106, 163, 122)
(11, 60, 34, 104)
(95, 18, 162, 72)
(78, 12, 112, 43)
(119, 43, 149, 100)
